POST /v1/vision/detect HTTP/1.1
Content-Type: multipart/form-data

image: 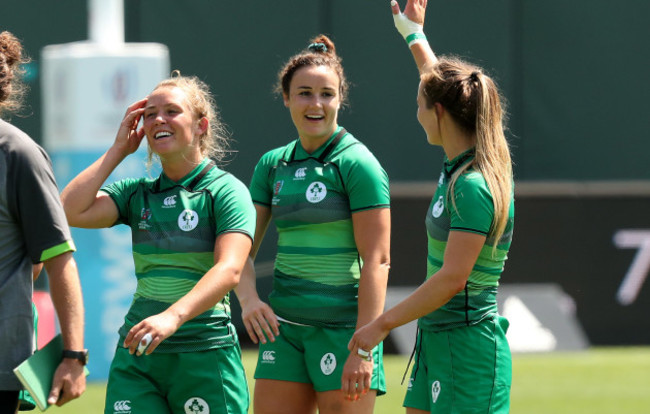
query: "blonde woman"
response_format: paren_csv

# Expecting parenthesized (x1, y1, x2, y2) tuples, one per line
(349, 1, 514, 413)
(62, 73, 255, 413)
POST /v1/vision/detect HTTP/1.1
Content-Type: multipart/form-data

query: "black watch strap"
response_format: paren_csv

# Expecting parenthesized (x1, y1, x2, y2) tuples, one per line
(62, 349, 89, 365)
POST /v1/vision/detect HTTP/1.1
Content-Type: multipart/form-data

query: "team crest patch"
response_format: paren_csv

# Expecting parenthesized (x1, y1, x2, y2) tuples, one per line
(432, 196, 444, 218)
(184, 397, 209, 414)
(320, 352, 336, 375)
(178, 209, 199, 231)
(306, 181, 327, 203)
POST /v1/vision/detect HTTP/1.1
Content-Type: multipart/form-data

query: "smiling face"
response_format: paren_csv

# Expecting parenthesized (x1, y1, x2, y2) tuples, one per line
(283, 65, 341, 149)
(143, 86, 206, 161)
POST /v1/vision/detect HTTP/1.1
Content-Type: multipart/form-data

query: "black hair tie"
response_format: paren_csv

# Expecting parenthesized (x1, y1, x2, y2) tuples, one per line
(469, 71, 480, 82)
(308, 42, 328, 53)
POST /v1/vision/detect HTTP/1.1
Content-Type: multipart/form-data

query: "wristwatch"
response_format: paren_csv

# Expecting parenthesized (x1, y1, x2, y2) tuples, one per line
(62, 349, 89, 366)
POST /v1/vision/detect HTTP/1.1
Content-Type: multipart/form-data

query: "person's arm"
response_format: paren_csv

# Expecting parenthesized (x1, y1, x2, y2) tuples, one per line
(61, 99, 147, 228)
(44, 251, 86, 406)
(348, 230, 485, 355)
(123, 231, 253, 354)
(391, 0, 438, 74)
(234, 205, 280, 344)
(341, 207, 391, 400)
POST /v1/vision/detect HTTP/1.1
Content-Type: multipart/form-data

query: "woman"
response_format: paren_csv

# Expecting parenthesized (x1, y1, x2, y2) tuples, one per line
(235, 35, 391, 413)
(349, 1, 515, 413)
(61, 73, 255, 414)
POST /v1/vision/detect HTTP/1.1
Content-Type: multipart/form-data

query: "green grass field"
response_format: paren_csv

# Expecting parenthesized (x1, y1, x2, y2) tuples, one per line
(49, 347, 650, 413)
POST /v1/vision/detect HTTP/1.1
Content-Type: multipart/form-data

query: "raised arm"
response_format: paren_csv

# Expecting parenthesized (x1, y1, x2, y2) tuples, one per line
(61, 99, 148, 228)
(391, 0, 438, 74)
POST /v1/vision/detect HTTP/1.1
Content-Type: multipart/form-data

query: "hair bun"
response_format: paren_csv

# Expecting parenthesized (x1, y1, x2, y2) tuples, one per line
(308, 42, 328, 53)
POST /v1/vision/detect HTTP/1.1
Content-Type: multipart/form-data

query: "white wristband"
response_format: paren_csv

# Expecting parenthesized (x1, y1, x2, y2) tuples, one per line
(392, 7, 426, 47)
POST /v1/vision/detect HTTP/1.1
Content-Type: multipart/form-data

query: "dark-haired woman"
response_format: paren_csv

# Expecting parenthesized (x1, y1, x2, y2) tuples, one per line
(349, 1, 515, 413)
(236, 35, 390, 414)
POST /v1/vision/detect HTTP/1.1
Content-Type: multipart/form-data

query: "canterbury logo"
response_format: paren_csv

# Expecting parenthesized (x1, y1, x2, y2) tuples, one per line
(163, 195, 177, 207)
(295, 167, 307, 179)
(113, 400, 131, 412)
(262, 350, 276, 362)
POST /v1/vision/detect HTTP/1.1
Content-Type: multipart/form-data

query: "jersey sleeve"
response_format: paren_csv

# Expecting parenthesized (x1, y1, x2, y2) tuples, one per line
(339, 145, 390, 212)
(12, 142, 75, 262)
(249, 149, 281, 206)
(213, 176, 256, 240)
(101, 177, 142, 225)
(449, 172, 494, 235)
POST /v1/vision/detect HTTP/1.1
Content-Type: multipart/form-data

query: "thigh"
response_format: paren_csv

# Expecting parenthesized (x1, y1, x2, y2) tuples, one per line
(254, 379, 316, 414)
(104, 347, 170, 414)
(316, 389, 377, 414)
(167, 346, 249, 414)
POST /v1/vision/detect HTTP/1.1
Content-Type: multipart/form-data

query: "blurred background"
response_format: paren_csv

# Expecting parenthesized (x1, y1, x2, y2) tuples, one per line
(3, 0, 650, 380)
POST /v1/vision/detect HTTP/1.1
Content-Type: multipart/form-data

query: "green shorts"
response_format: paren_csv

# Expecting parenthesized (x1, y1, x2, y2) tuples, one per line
(104, 344, 249, 414)
(403, 315, 511, 413)
(254, 322, 386, 395)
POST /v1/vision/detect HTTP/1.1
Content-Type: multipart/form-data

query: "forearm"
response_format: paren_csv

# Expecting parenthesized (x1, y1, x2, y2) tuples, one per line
(410, 41, 438, 75)
(234, 257, 261, 308)
(379, 268, 464, 331)
(165, 263, 241, 328)
(60, 147, 125, 223)
(45, 252, 85, 350)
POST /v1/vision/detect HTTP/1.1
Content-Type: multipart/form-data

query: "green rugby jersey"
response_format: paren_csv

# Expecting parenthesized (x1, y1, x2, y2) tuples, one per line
(102, 158, 255, 352)
(419, 148, 514, 331)
(250, 127, 390, 328)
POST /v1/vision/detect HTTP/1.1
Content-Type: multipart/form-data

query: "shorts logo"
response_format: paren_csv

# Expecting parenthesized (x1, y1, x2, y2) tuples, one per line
(184, 397, 209, 414)
(178, 209, 199, 231)
(262, 350, 276, 363)
(320, 352, 336, 376)
(306, 181, 327, 203)
(294, 167, 307, 179)
(163, 195, 177, 208)
(113, 400, 131, 413)
(432, 195, 444, 218)
(431, 380, 441, 404)
(407, 378, 414, 391)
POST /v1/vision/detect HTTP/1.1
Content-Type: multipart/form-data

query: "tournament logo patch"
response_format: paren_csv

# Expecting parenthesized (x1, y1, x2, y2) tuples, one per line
(184, 397, 209, 414)
(306, 181, 327, 203)
(138, 208, 152, 230)
(178, 209, 199, 231)
(273, 180, 284, 195)
(320, 352, 336, 376)
(432, 195, 444, 218)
